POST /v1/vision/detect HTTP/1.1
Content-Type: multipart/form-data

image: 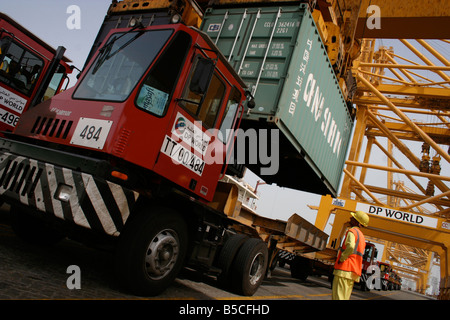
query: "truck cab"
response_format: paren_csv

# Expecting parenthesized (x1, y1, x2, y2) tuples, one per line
(0, 17, 262, 296)
(0, 13, 73, 133)
(13, 22, 249, 202)
(359, 242, 378, 290)
(362, 242, 378, 272)
(378, 261, 392, 291)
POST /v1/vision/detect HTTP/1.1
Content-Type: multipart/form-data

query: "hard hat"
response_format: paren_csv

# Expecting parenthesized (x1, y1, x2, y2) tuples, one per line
(351, 211, 369, 227)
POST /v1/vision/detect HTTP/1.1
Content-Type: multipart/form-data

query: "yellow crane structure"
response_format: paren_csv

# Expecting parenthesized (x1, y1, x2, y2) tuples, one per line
(381, 242, 434, 293)
(319, 0, 450, 300)
(344, 38, 449, 216)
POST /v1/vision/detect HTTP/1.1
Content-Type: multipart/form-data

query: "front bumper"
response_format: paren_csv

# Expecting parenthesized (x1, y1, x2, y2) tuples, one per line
(0, 151, 138, 236)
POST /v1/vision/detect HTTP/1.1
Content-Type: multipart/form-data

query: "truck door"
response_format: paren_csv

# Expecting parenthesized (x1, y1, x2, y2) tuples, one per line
(153, 54, 241, 202)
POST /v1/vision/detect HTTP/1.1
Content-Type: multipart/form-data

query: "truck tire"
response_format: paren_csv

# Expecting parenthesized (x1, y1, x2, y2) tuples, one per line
(382, 280, 387, 291)
(217, 233, 248, 287)
(290, 256, 312, 281)
(360, 278, 368, 291)
(266, 253, 279, 278)
(10, 206, 66, 245)
(230, 238, 268, 296)
(114, 207, 188, 296)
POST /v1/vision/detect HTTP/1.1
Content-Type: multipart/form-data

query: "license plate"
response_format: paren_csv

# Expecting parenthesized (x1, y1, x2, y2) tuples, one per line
(161, 135, 205, 176)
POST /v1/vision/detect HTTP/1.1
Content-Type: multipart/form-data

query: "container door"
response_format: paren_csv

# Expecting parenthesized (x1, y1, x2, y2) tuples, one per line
(202, 6, 303, 118)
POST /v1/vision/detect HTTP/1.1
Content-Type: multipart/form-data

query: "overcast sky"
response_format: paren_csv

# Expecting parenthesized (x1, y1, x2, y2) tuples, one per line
(1, 1, 112, 86)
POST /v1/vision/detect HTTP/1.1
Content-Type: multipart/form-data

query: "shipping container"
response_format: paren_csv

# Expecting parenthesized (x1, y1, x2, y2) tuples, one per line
(83, 0, 203, 69)
(201, 3, 354, 196)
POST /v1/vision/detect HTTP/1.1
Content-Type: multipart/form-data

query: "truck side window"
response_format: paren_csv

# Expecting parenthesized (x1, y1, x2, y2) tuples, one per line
(136, 31, 191, 116)
(198, 73, 225, 128)
(40, 64, 67, 102)
(218, 86, 241, 143)
(0, 37, 44, 97)
(180, 58, 226, 128)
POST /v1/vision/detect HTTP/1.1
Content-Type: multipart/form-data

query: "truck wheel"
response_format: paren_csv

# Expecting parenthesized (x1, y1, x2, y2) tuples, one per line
(230, 238, 268, 296)
(114, 207, 187, 296)
(266, 253, 279, 278)
(217, 233, 248, 287)
(360, 278, 368, 291)
(290, 256, 311, 281)
(10, 206, 66, 245)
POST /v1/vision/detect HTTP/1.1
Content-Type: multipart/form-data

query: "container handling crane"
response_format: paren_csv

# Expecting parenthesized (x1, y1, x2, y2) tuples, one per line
(0, 0, 448, 299)
(0, 0, 346, 296)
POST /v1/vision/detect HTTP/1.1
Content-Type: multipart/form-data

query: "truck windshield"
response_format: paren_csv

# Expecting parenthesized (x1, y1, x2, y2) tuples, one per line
(73, 29, 173, 102)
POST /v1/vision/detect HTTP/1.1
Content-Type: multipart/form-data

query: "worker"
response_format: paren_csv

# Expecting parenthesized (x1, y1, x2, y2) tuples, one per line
(332, 210, 369, 300)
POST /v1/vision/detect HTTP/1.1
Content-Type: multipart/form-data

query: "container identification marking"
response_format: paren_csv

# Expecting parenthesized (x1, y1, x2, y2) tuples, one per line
(207, 23, 221, 32)
(288, 37, 344, 157)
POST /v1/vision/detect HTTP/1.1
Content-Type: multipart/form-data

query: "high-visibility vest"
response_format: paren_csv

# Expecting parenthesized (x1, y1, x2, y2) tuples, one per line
(334, 227, 366, 276)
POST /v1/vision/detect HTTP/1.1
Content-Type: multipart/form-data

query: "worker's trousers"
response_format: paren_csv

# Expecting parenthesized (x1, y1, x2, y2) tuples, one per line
(332, 275, 355, 300)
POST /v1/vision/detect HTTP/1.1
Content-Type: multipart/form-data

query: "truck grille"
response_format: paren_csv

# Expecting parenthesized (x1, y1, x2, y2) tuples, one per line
(0, 158, 43, 197)
(113, 128, 131, 156)
(31, 116, 73, 139)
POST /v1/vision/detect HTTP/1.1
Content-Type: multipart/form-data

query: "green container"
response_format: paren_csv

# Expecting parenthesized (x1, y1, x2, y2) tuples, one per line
(201, 4, 354, 196)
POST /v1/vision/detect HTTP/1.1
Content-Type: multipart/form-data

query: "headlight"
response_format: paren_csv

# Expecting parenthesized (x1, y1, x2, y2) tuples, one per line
(171, 13, 181, 24)
(55, 183, 73, 202)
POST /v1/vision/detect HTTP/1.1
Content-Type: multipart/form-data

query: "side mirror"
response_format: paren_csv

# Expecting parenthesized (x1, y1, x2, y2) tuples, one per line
(247, 98, 256, 109)
(190, 57, 215, 95)
(245, 90, 256, 109)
